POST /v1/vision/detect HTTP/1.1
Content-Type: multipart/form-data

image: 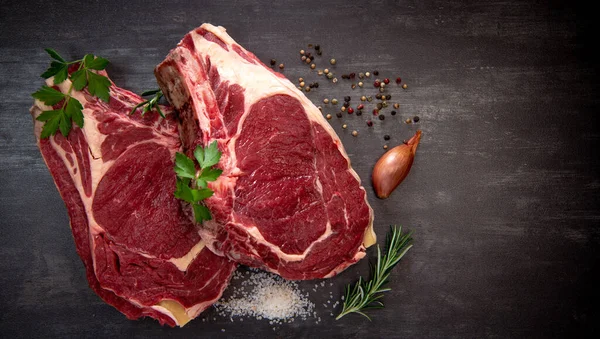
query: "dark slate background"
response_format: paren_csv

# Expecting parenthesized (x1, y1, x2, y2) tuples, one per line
(1, 0, 598, 337)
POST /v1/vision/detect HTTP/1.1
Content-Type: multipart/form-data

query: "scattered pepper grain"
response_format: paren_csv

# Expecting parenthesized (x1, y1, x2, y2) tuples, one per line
(391, 110, 397, 116)
(393, 103, 400, 109)
(329, 58, 336, 65)
(326, 114, 332, 119)
(365, 72, 371, 77)
(323, 98, 329, 104)
(413, 116, 420, 122)
(383, 144, 388, 150)
(379, 114, 385, 120)
(331, 98, 338, 105)
(279, 63, 285, 69)
(384, 135, 390, 141)
(402, 84, 408, 89)
(311, 63, 316, 69)
(270, 59, 276, 66)
(352, 130, 358, 137)
(342, 124, 347, 129)
(336, 112, 343, 118)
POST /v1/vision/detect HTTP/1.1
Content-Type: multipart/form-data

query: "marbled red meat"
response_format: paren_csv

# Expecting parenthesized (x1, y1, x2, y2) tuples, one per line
(30, 71, 236, 327)
(155, 23, 376, 280)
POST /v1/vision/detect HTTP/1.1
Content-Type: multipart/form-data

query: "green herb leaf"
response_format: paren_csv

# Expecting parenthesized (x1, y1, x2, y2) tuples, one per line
(85, 56, 109, 70)
(32, 86, 65, 105)
(174, 153, 196, 179)
(174, 141, 223, 224)
(336, 226, 413, 321)
(174, 179, 195, 203)
(70, 69, 88, 91)
(192, 204, 212, 222)
(198, 141, 221, 169)
(66, 97, 84, 128)
(40, 113, 61, 139)
(45, 48, 66, 63)
(141, 89, 161, 96)
(35, 109, 61, 122)
(41, 61, 67, 80)
(82, 54, 95, 68)
(86, 71, 111, 102)
(191, 188, 214, 201)
(58, 114, 71, 137)
(199, 168, 223, 182)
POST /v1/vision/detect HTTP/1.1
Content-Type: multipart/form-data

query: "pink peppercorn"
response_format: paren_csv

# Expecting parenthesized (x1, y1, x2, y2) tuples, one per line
(347, 107, 354, 114)
(366, 120, 373, 127)
(383, 78, 390, 84)
(357, 104, 364, 110)
(373, 80, 381, 88)
(396, 77, 402, 84)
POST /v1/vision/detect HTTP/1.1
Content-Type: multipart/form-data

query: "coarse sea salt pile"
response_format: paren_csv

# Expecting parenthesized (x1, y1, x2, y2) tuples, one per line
(214, 269, 317, 325)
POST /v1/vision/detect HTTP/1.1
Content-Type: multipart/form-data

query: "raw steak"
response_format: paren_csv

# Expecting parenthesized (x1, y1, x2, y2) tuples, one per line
(155, 24, 376, 280)
(31, 71, 236, 326)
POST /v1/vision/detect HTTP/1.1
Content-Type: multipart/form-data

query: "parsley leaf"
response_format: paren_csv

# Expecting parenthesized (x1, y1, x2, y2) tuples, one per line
(87, 71, 111, 102)
(65, 97, 84, 128)
(197, 141, 221, 169)
(192, 204, 212, 222)
(85, 56, 109, 70)
(199, 167, 223, 182)
(40, 114, 60, 139)
(33, 48, 112, 139)
(173, 143, 223, 224)
(45, 48, 66, 62)
(32, 86, 65, 105)
(70, 69, 87, 91)
(174, 153, 196, 179)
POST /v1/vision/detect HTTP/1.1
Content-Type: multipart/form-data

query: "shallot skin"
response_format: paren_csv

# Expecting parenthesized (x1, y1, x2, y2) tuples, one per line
(372, 130, 422, 199)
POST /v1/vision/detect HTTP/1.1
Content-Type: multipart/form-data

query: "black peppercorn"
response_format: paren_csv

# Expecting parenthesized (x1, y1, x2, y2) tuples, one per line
(343, 102, 349, 108)
(391, 110, 397, 116)
(376, 93, 382, 100)
(373, 70, 379, 76)
(379, 114, 385, 120)
(344, 96, 351, 102)
(376, 103, 383, 110)
(384, 135, 390, 140)
(413, 116, 420, 122)
(315, 44, 320, 50)
(386, 95, 391, 100)
(270, 59, 276, 66)
(341, 74, 348, 79)
(314, 82, 319, 88)
(356, 110, 362, 116)
(336, 112, 343, 118)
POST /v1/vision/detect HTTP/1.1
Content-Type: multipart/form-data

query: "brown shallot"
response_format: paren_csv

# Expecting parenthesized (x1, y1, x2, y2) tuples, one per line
(372, 130, 422, 199)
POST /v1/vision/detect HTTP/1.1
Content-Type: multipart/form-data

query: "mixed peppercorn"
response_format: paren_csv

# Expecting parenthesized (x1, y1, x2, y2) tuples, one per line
(268, 43, 421, 149)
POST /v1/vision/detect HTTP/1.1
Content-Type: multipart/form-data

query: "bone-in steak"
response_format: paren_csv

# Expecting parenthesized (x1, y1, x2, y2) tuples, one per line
(31, 72, 236, 326)
(155, 24, 376, 280)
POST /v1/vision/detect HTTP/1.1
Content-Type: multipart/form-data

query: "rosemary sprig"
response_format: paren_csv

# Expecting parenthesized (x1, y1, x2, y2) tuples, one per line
(336, 225, 413, 320)
(129, 89, 165, 118)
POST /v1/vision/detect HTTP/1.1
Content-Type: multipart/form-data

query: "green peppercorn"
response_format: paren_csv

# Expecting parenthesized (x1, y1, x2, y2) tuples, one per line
(331, 98, 339, 105)
(327, 73, 333, 79)
(330, 58, 336, 65)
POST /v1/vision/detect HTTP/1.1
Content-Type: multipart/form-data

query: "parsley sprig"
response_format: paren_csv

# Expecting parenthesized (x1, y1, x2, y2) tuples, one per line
(31, 48, 111, 138)
(174, 141, 223, 223)
(129, 89, 165, 118)
(336, 225, 413, 320)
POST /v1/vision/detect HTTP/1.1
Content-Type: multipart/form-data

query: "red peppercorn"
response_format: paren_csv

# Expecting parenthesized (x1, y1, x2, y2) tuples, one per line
(372, 109, 379, 115)
(366, 120, 373, 127)
(349, 73, 356, 79)
(396, 77, 402, 84)
(373, 80, 381, 88)
(383, 78, 390, 84)
(347, 107, 354, 114)
(357, 104, 364, 110)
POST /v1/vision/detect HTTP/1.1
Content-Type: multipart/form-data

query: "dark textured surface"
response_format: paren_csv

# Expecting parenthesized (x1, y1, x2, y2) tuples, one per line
(1, 0, 598, 337)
